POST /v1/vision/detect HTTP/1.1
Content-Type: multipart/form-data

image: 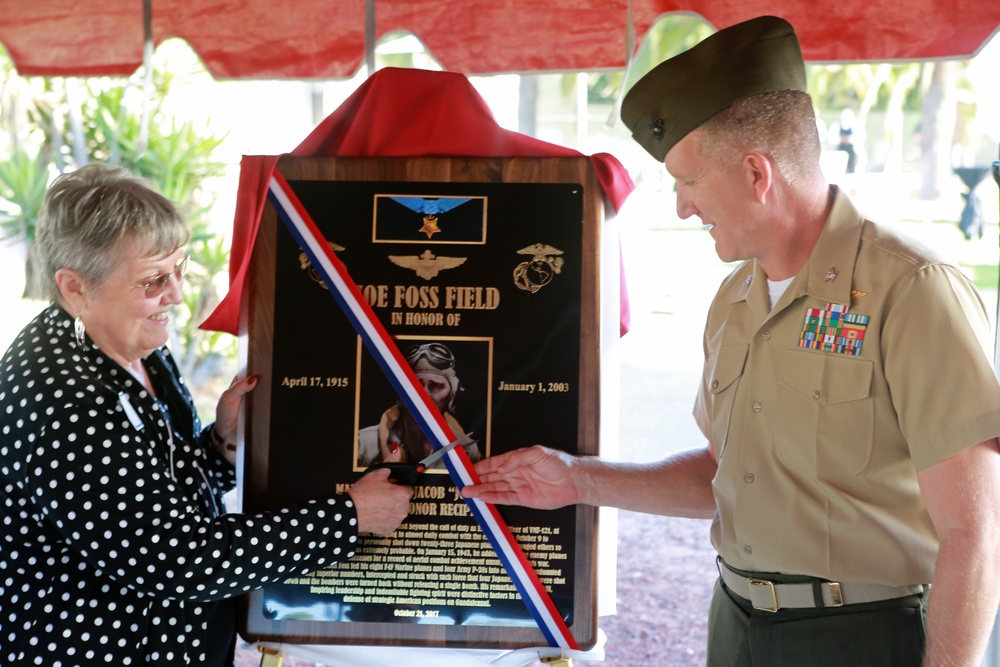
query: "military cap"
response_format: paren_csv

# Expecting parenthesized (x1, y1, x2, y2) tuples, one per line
(621, 15, 808, 162)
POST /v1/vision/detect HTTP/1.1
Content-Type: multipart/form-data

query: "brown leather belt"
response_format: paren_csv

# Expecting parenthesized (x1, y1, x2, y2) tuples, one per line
(719, 558, 927, 613)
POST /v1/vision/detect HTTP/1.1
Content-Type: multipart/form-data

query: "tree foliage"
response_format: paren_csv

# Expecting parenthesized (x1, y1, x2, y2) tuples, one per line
(0, 46, 233, 376)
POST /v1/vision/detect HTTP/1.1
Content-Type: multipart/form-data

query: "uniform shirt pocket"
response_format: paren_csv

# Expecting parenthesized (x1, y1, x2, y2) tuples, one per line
(776, 350, 875, 478)
(706, 344, 749, 456)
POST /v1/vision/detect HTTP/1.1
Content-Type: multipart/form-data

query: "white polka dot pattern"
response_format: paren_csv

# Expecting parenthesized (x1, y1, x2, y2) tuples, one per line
(0, 304, 359, 665)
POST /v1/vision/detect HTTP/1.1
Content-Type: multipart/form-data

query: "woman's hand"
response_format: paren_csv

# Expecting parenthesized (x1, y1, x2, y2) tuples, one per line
(212, 375, 258, 465)
(347, 469, 413, 535)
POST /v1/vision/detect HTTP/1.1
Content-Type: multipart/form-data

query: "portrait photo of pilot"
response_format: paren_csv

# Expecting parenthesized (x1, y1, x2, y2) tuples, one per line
(356, 339, 489, 469)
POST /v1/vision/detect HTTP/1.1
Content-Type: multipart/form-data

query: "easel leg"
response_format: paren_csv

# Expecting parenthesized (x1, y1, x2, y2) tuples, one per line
(258, 645, 284, 667)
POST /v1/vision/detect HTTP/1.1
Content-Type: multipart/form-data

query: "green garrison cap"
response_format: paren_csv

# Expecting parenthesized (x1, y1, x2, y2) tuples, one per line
(621, 16, 807, 162)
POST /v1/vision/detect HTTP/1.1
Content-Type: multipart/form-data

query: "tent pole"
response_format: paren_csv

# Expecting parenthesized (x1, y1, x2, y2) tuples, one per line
(365, 0, 376, 77)
(992, 143, 1000, 667)
(993, 145, 1000, 376)
(139, 0, 154, 155)
(606, 0, 634, 128)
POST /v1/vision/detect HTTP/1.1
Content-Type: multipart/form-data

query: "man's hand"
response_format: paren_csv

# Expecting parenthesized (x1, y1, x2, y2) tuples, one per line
(461, 445, 581, 509)
(348, 468, 413, 535)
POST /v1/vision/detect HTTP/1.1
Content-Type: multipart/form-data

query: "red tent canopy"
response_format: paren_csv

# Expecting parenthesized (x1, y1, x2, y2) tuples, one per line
(2, 0, 999, 79)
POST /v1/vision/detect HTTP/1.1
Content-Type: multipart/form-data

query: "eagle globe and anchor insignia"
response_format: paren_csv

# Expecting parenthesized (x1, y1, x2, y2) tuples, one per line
(513, 243, 564, 293)
(298, 241, 345, 290)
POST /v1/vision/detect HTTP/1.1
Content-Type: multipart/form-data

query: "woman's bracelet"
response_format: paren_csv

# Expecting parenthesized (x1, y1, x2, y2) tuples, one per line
(210, 424, 237, 452)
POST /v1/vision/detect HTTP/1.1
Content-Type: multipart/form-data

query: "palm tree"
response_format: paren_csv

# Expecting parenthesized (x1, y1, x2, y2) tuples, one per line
(919, 61, 961, 199)
(0, 46, 55, 300)
(0, 151, 50, 299)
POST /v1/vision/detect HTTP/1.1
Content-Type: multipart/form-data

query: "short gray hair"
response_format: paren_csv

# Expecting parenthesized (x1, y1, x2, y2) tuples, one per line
(694, 90, 823, 187)
(36, 163, 189, 299)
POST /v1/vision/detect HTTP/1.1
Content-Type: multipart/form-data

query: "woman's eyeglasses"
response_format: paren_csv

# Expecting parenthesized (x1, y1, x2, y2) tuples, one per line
(110, 254, 189, 298)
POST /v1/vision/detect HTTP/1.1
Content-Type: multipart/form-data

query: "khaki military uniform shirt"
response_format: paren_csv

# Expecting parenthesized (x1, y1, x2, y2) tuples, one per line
(694, 187, 1000, 586)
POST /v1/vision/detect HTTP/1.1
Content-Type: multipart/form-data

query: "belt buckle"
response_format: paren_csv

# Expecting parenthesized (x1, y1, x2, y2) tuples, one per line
(826, 581, 844, 607)
(748, 578, 779, 612)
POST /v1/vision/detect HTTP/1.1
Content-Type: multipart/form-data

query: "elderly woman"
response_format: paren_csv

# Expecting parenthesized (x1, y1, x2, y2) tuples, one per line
(0, 164, 412, 666)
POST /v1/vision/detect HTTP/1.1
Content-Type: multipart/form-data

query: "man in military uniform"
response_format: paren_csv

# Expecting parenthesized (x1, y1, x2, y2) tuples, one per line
(463, 16, 1000, 666)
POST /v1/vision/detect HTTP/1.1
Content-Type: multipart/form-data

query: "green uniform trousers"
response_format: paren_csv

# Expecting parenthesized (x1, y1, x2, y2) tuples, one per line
(707, 573, 927, 666)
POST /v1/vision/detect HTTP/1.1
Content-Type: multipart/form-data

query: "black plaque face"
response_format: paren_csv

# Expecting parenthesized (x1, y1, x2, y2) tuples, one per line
(240, 157, 601, 649)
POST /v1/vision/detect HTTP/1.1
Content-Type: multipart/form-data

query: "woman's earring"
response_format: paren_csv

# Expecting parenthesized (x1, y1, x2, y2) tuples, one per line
(74, 315, 86, 347)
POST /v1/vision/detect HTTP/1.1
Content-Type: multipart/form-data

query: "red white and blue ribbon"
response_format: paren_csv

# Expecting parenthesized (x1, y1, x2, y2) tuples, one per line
(267, 171, 578, 650)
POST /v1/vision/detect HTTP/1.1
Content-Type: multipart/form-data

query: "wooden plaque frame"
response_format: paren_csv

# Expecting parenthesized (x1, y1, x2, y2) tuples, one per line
(237, 156, 604, 649)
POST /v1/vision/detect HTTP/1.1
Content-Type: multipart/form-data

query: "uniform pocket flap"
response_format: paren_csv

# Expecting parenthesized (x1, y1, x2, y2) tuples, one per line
(779, 349, 873, 406)
(708, 344, 749, 395)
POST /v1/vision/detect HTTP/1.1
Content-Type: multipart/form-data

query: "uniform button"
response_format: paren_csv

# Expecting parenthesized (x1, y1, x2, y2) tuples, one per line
(744, 473, 755, 485)
(744, 545, 753, 555)
(812, 390, 821, 401)
(761, 331, 771, 341)
(711, 379, 719, 389)
(752, 402, 762, 413)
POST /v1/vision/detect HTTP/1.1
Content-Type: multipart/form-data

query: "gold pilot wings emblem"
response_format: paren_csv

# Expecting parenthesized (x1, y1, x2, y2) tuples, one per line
(389, 249, 467, 280)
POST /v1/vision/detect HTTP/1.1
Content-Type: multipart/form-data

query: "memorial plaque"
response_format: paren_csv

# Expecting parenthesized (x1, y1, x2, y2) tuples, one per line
(238, 156, 604, 649)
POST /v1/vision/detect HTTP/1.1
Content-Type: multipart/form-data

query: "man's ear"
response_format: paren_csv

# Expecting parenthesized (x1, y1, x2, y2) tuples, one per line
(54, 267, 88, 313)
(742, 152, 775, 204)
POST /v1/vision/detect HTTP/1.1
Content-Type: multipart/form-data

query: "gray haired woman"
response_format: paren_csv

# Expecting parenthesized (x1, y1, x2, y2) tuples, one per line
(0, 163, 411, 666)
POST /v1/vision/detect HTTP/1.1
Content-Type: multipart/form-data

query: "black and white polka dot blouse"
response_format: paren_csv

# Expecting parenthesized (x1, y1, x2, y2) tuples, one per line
(0, 304, 360, 665)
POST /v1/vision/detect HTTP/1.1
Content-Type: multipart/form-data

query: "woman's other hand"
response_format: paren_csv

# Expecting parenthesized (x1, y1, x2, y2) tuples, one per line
(212, 374, 258, 465)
